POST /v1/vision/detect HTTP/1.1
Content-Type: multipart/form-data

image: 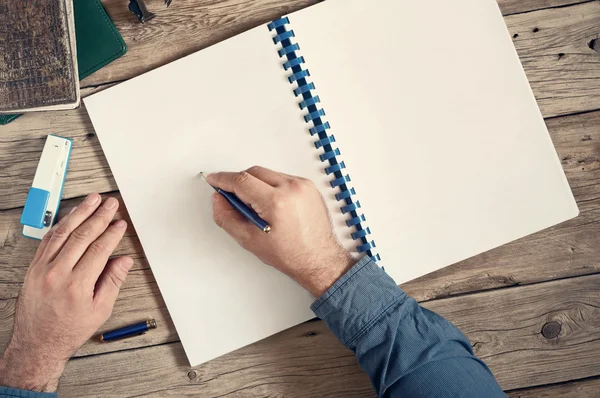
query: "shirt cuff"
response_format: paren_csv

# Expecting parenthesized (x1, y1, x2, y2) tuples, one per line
(311, 256, 408, 349)
(0, 387, 56, 398)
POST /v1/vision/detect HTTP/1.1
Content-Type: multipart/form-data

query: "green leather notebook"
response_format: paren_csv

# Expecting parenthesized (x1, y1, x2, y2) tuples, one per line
(0, 0, 127, 125)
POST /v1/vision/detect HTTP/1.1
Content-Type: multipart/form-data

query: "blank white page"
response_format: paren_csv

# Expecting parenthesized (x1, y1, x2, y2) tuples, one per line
(84, 25, 350, 366)
(289, 0, 578, 283)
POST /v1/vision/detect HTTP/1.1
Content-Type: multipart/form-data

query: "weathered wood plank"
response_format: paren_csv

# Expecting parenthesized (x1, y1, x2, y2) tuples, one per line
(433, 275, 600, 390)
(507, 1, 600, 117)
(508, 377, 600, 397)
(52, 274, 600, 396)
(63, 332, 374, 398)
(499, 0, 591, 16)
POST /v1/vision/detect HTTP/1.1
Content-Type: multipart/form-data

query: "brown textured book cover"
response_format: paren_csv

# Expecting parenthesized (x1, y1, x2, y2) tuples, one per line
(0, 0, 79, 113)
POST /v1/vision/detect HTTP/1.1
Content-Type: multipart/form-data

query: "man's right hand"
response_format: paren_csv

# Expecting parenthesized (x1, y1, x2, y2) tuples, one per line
(207, 166, 354, 298)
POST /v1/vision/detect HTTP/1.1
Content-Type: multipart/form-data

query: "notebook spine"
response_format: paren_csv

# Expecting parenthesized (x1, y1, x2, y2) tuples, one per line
(268, 17, 381, 262)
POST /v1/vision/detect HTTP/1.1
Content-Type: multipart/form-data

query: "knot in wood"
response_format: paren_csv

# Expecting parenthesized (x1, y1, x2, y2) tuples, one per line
(541, 321, 561, 339)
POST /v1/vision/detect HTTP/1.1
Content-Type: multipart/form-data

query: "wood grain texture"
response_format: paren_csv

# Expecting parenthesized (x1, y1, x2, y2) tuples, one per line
(507, 1, 600, 117)
(499, 0, 591, 15)
(49, 274, 600, 396)
(431, 274, 600, 390)
(508, 377, 600, 397)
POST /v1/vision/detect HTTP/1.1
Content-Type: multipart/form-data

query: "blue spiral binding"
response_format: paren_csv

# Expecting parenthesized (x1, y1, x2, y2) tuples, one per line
(268, 17, 381, 262)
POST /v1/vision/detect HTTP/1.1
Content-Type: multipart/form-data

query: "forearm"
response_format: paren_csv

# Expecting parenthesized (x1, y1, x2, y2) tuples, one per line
(0, 349, 61, 398)
(311, 257, 505, 397)
(0, 345, 64, 393)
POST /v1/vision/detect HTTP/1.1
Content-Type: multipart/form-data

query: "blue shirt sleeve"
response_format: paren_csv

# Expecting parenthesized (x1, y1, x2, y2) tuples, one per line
(0, 387, 56, 398)
(311, 256, 506, 397)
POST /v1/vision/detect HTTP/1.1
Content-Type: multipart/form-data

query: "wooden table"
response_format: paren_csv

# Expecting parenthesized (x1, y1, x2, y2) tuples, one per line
(1, 0, 599, 396)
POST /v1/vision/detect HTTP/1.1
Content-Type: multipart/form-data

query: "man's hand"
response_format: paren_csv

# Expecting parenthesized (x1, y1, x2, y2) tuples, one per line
(207, 167, 354, 298)
(0, 193, 133, 392)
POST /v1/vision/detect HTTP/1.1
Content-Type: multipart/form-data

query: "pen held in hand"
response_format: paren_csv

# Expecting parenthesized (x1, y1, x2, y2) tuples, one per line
(200, 173, 271, 233)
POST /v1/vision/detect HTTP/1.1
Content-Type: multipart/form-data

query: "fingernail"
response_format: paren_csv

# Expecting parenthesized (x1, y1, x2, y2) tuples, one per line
(115, 219, 127, 228)
(104, 197, 118, 209)
(211, 192, 218, 203)
(122, 257, 134, 271)
(69, 206, 77, 215)
(85, 193, 100, 205)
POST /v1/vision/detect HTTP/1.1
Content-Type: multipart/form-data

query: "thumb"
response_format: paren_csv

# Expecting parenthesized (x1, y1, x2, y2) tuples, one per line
(94, 256, 134, 309)
(212, 193, 255, 246)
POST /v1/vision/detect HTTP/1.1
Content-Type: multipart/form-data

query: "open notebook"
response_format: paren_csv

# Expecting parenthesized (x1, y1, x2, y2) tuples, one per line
(84, 0, 578, 366)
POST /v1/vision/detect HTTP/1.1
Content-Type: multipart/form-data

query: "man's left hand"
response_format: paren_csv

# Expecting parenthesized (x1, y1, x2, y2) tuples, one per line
(0, 193, 133, 392)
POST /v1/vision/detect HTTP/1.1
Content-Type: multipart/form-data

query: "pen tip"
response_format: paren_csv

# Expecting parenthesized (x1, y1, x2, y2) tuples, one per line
(199, 172, 219, 192)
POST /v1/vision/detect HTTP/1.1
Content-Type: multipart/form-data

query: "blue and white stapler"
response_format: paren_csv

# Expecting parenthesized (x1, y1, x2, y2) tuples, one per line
(20, 135, 72, 240)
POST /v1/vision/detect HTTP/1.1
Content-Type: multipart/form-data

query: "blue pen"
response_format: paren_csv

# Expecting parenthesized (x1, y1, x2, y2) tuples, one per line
(201, 173, 271, 233)
(100, 319, 157, 342)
